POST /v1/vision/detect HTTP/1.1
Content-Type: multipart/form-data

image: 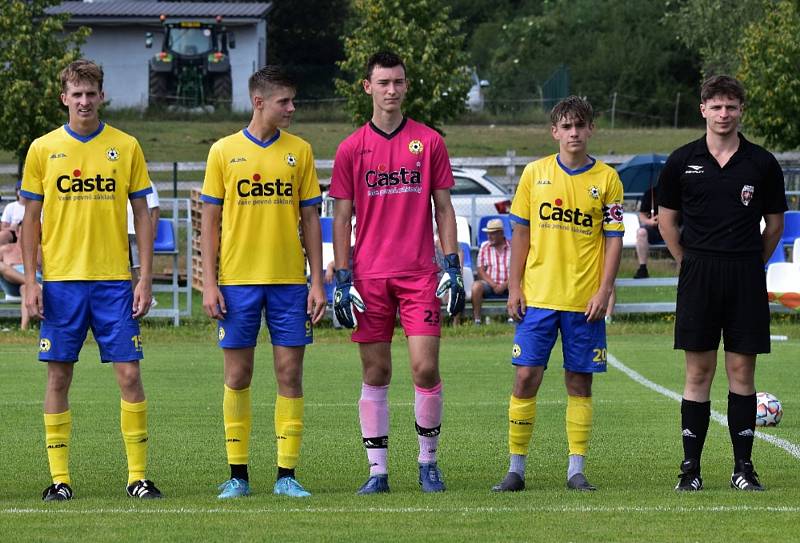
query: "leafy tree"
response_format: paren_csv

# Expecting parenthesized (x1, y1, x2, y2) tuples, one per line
(0, 0, 89, 175)
(738, 0, 800, 150)
(482, 0, 701, 126)
(267, 0, 349, 98)
(663, 0, 765, 77)
(335, 0, 471, 129)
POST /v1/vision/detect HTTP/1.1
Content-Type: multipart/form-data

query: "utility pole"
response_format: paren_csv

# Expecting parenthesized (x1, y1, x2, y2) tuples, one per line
(611, 92, 617, 129)
(673, 92, 681, 129)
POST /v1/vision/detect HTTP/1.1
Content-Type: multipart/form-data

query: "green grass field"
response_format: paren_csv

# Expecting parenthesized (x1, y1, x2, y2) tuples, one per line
(1, 324, 799, 542)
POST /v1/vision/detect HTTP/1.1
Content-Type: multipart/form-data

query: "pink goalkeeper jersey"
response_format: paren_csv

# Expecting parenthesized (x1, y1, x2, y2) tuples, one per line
(330, 117, 454, 279)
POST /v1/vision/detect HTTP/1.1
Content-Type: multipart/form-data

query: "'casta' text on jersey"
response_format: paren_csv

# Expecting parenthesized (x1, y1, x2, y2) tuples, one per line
(236, 176, 293, 197)
(57, 170, 116, 193)
(538, 201, 593, 227)
(364, 167, 421, 187)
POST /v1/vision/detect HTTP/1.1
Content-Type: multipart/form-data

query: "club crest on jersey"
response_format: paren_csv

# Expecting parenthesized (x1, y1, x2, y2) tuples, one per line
(589, 186, 600, 199)
(285, 153, 297, 167)
(106, 147, 119, 161)
(741, 184, 754, 206)
(603, 202, 624, 224)
(40, 338, 52, 352)
(408, 140, 423, 155)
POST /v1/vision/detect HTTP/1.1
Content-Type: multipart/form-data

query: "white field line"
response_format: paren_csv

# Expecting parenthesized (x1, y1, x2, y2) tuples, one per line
(4, 505, 800, 515)
(607, 353, 800, 460)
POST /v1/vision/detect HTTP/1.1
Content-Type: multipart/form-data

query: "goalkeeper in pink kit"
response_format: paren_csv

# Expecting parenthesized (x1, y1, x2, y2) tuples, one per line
(329, 51, 464, 494)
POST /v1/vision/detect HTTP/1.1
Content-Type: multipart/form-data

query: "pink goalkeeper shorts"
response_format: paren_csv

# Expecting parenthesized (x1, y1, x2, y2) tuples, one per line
(352, 271, 441, 343)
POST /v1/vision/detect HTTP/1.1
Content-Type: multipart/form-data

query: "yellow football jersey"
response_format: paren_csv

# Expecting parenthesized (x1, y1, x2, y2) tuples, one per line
(201, 129, 321, 285)
(21, 123, 152, 281)
(510, 154, 624, 311)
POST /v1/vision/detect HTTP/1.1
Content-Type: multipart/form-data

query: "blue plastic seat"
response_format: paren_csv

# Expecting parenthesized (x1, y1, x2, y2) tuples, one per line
(153, 219, 176, 253)
(459, 241, 473, 269)
(781, 211, 800, 246)
(766, 243, 785, 268)
(320, 217, 334, 244)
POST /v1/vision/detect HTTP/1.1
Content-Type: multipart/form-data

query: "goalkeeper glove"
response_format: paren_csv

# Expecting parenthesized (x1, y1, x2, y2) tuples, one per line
(436, 253, 465, 316)
(333, 269, 365, 329)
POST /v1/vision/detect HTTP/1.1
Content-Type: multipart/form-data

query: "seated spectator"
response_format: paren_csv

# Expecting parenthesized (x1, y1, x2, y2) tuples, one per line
(634, 184, 662, 279)
(472, 218, 510, 325)
(0, 181, 25, 246)
(0, 223, 42, 329)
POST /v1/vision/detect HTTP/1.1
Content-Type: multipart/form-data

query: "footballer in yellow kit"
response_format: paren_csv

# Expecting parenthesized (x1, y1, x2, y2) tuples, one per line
(492, 96, 623, 494)
(200, 66, 326, 499)
(20, 60, 161, 501)
(511, 154, 624, 311)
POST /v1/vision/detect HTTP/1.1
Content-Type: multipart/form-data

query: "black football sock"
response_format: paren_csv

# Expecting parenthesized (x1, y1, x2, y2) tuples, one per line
(728, 391, 757, 465)
(231, 464, 249, 482)
(277, 467, 295, 481)
(681, 398, 711, 467)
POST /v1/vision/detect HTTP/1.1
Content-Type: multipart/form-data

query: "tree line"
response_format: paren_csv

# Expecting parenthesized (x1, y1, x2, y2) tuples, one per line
(1, 0, 798, 172)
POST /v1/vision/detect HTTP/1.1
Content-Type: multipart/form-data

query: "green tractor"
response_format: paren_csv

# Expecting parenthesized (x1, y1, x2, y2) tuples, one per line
(146, 15, 235, 109)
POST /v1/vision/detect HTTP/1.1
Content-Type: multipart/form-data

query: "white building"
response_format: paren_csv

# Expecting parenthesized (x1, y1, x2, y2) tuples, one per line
(48, 1, 272, 111)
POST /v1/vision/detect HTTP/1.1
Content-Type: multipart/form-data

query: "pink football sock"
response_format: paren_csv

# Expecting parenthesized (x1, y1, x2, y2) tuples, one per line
(359, 383, 389, 476)
(415, 382, 443, 464)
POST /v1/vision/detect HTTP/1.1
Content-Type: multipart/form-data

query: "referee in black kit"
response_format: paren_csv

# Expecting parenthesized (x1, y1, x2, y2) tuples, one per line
(658, 75, 787, 492)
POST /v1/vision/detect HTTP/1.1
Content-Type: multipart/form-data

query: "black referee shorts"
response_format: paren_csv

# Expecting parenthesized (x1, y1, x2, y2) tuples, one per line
(675, 252, 770, 354)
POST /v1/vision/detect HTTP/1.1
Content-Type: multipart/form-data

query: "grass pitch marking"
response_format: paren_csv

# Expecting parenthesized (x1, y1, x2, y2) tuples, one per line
(607, 353, 800, 460)
(5, 505, 800, 515)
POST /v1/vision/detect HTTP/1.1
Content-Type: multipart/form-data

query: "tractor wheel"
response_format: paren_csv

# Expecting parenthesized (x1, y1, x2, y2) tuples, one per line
(212, 73, 232, 109)
(149, 70, 169, 108)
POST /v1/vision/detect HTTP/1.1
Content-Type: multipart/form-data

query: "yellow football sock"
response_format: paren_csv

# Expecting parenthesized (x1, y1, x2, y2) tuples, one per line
(275, 395, 304, 470)
(120, 399, 149, 485)
(508, 395, 537, 456)
(44, 410, 72, 485)
(566, 395, 593, 456)
(223, 385, 252, 466)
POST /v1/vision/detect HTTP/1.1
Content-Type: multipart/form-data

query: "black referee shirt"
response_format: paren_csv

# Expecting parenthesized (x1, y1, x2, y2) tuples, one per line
(658, 133, 787, 256)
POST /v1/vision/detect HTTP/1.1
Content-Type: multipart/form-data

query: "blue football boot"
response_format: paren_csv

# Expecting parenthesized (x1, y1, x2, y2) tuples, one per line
(418, 462, 446, 493)
(217, 478, 250, 499)
(356, 474, 390, 495)
(273, 476, 311, 498)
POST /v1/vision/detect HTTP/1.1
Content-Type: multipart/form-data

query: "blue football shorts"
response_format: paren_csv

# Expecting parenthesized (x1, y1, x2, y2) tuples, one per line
(39, 281, 143, 363)
(511, 307, 607, 373)
(217, 284, 312, 348)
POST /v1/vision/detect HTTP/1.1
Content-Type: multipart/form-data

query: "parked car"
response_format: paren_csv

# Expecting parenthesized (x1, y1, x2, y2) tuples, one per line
(450, 167, 511, 212)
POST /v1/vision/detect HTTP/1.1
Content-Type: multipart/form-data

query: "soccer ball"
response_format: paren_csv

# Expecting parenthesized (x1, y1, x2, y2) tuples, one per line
(756, 392, 783, 427)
